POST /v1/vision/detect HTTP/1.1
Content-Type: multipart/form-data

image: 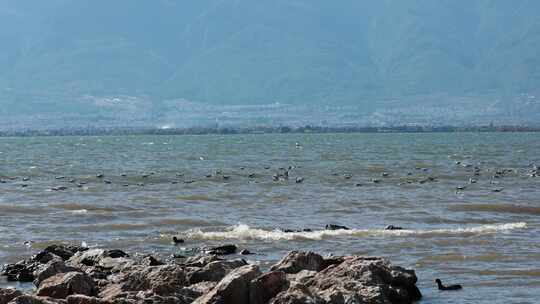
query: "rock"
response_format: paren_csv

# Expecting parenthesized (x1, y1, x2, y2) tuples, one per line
(239, 249, 253, 255)
(33, 260, 82, 287)
(324, 224, 349, 231)
(178, 282, 217, 302)
(7, 295, 65, 304)
(306, 256, 421, 304)
(68, 250, 128, 268)
(2, 261, 37, 282)
(68, 250, 105, 267)
(193, 265, 262, 304)
(37, 272, 96, 299)
(183, 255, 222, 268)
(206, 245, 237, 255)
(104, 250, 128, 259)
(65, 295, 111, 304)
(270, 251, 325, 274)
(286, 270, 317, 285)
(97, 257, 134, 271)
(35, 245, 86, 262)
(140, 256, 164, 266)
(2, 245, 86, 282)
(269, 283, 324, 304)
(4, 246, 421, 304)
(99, 265, 187, 299)
(249, 271, 289, 304)
(187, 259, 247, 284)
(0, 288, 23, 304)
(33, 253, 62, 265)
(320, 256, 345, 271)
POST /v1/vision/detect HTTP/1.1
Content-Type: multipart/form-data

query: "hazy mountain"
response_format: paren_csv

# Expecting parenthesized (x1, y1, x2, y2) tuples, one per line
(1, 0, 539, 126)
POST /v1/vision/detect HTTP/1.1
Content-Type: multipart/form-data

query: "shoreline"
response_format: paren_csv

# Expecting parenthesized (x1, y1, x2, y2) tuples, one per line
(1, 244, 422, 304)
(1, 125, 540, 138)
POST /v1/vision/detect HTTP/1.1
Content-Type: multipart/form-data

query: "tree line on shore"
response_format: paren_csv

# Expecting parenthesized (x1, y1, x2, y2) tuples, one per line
(1, 125, 540, 137)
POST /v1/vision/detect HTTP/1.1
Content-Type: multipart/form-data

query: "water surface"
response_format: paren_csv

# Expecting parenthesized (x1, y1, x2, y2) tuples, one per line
(1, 133, 539, 303)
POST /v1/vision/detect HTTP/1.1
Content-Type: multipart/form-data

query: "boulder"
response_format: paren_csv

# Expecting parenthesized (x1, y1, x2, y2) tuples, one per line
(4, 247, 422, 304)
(306, 256, 421, 304)
(249, 271, 289, 304)
(270, 251, 325, 274)
(2, 261, 37, 282)
(183, 255, 222, 268)
(193, 265, 262, 304)
(139, 256, 163, 267)
(286, 270, 317, 285)
(65, 295, 111, 304)
(269, 283, 324, 304)
(34, 245, 86, 262)
(206, 245, 237, 255)
(7, 295, 65, 304)
(0, 288, 23, 304)
(68, 250, 105, 268)
(187, 259, 247, 284)
(99, 265, 187, 299)
(178, 282, 217, 301)
(37, 272, 96, 299)
(68, 250, 128, 268)
(97, 258, 134, 271)
(33, 260, 82, 287)
(33, 253, 62, 265)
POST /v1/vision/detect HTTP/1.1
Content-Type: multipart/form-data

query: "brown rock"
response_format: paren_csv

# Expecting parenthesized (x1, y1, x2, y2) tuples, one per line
(35, 245, 80, 261)
(65, 295, 111, 304)
(37, 272, 96, 299)
(178, 282, 217, 301)
(269, 283, 324, 304)
(99, 265, 187, 299)
(270, 251, 324, 274)
(182, 255, 222, 268)
(0, 288, 23, 304)
(249, 271, 289, 304)
(7, 295, 65, 304)
(187, 259, 247, 284)
(285, 270, 317, 285)
(306, 256, 421, 304)
(33, 260, 82, 287)
(193, 265, 262, 304)
(68, 250, 128, 269)
(140, 256, 163, 267)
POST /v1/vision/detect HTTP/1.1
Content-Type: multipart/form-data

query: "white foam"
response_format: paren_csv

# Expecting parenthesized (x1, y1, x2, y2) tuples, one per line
(71, 209, 88, 214)
(182, 222, 527, 241)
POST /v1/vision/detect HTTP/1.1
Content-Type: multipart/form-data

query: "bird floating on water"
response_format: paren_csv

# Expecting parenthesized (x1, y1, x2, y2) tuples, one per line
(435, 279, 462, 291)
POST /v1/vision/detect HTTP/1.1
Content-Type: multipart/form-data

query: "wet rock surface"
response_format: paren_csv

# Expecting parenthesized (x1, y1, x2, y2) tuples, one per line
(1, 245, 421, 304)
(0, 288, 23, 304)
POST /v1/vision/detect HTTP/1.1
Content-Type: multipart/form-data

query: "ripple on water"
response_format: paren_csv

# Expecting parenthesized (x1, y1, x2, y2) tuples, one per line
(449, 204, 540, 215)
(49, 203, 139, 212)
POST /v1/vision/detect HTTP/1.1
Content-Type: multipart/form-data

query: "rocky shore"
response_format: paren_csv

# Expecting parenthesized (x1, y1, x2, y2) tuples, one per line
(1, 245, 421, 304)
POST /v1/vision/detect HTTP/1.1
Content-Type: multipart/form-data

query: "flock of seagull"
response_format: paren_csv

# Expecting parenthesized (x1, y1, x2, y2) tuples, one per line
(0, 160, 538, 193)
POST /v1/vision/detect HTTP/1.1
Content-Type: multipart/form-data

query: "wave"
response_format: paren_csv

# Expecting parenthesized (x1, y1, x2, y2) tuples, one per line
(181, 222, 527, 241)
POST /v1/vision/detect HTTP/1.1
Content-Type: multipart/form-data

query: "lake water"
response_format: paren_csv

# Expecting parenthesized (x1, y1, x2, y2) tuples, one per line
(1, 133, 539, 303)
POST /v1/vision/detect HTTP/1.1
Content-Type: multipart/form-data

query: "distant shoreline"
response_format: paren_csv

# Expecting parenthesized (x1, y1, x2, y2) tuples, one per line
(1, 125, 540, 137)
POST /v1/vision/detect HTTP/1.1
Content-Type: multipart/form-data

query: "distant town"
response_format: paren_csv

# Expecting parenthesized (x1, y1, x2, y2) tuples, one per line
(1, 124, 540, 137)
(1, 92, 539, 136)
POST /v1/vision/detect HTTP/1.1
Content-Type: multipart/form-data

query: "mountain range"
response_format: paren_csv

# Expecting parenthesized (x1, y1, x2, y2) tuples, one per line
(1, 0, 539, 127)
